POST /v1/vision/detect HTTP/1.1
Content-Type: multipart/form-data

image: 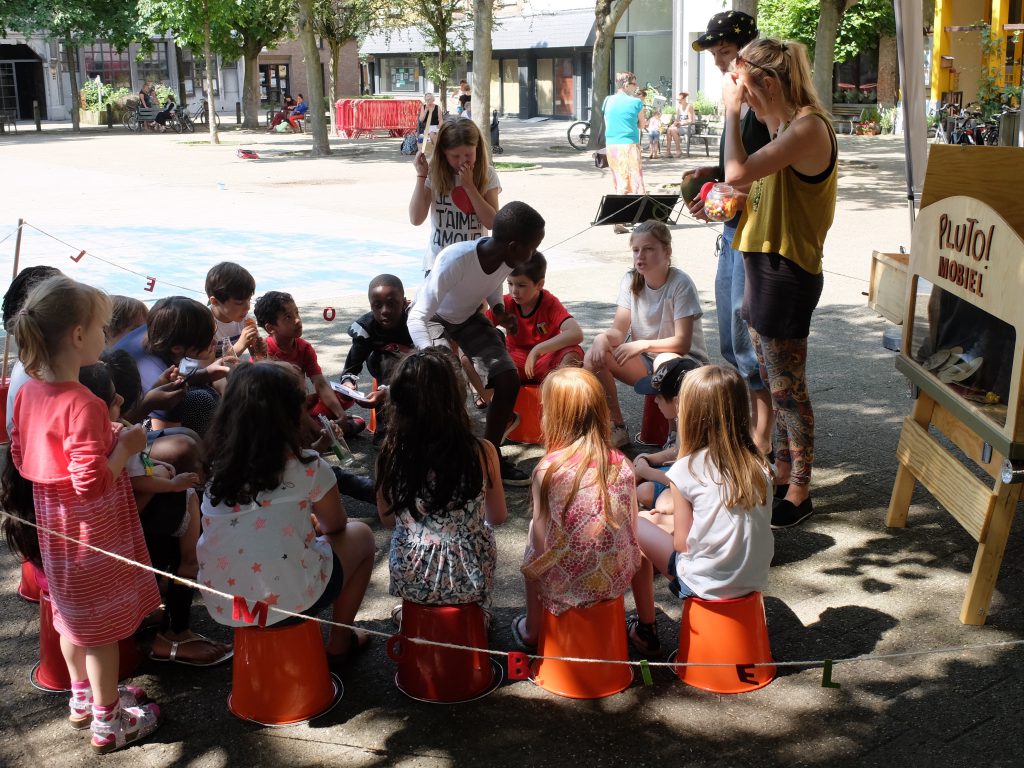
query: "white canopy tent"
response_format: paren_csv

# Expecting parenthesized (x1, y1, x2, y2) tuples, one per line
(894, 0, 929, 228)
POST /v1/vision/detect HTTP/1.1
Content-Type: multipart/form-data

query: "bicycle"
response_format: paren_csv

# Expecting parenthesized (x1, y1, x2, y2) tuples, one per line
(189, 99, 220, 127)
(165, 105, 195, 133)
(567, 119, 590, 150)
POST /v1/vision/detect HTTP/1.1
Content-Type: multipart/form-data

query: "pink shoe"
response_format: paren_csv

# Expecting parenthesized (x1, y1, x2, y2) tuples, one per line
(68, 684, 150, 730)
(90, 702, 161, 754)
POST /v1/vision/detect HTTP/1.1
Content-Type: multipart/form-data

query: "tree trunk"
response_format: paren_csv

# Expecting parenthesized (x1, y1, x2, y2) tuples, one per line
(296, 0, 330, 156)
(733, 0, 759, 16)
(329, 39, 341, 136)
(589, 0, 631, 149)
(437, 43, 448, 115)
(242, 41, 261, 129)
(203, 0, 220, 145)
(813, 0, 845, 113)
(174, 44, 187, 108)
(65, 41, 80, 132)
(877, 34, 897, 107)
(472, 0, 493, 144)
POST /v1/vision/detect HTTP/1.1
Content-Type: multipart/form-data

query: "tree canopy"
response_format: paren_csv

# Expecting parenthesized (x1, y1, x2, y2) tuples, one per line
(758, 0, 895, 63)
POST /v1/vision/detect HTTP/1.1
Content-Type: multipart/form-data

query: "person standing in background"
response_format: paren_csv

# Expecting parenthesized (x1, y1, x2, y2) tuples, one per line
(682, 12, 773, 461)
(602, 72, 647, 197)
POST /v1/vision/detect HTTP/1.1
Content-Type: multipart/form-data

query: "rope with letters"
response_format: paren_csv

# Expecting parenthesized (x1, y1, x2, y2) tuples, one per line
(5, 508, 1022, 689)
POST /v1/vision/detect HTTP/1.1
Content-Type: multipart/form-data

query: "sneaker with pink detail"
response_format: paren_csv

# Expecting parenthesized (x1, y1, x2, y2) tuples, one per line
(90, 701, 161, 754)
(69, 683, 150, 729)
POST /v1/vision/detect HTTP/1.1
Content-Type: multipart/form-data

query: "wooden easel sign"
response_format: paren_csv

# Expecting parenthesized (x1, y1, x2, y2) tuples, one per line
(887, 192, 1024, 625)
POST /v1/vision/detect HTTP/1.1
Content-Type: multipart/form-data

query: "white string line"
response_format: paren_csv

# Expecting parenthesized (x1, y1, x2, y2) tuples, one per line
(19, 221, 205, 297)
(7, 509, 1023, 671)
(7, 221, 377, 318)
(0, 220, 25, 248)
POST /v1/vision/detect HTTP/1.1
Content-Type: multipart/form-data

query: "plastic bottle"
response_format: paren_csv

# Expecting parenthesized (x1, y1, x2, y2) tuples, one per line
(318, 414, 355, 467)
(244, 315, 267, 360)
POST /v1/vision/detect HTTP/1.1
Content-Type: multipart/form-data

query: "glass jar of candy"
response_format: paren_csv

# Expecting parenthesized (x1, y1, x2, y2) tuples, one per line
(703, 184, 743, 222)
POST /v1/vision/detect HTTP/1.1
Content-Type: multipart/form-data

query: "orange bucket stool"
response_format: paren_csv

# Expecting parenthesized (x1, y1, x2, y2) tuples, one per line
(676, 591, 775, 694)
(229, 619, 341, 725)
(386, 600, 500, 703)
(507, 384, 542, 444)
(31, 591, 141, 692)
(17, 560, 43, 603)
(531, 596, 633, 699)
(636, 395, 669, 446)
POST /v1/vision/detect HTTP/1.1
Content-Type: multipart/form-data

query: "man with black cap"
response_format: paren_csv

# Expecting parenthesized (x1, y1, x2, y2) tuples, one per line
(682, 10, 773, 458)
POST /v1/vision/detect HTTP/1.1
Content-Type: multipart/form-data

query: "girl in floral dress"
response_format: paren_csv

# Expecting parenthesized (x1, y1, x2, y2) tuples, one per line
(376, 348, 507, 618)
(511, 367, 641, 651)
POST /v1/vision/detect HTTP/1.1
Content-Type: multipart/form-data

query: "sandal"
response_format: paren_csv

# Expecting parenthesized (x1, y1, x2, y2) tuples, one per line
(149, 632, 233, 667)
(326, 628, 371, 674)
(510, 614, 536, 654)
(390, 604, 403, 629)
(626, 616, 662, 658)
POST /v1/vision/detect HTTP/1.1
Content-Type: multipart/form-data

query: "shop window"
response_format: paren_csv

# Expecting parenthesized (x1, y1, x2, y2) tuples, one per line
(554, 58, 574, 117)
(623, 0, 672, 33)
(382, 57, 419, 92)
(81, 42, 131, 89)
(137, 42, 170, 86)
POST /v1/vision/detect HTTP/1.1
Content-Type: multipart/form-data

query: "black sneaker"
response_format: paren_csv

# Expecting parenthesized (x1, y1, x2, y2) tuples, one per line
(771, 497, 813, 528)
(499, 458, 530, 487)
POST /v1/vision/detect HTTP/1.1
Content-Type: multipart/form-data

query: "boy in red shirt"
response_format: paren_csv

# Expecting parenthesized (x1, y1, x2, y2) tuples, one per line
(491, 252, 584, 382)
(254, 291, 366, 438)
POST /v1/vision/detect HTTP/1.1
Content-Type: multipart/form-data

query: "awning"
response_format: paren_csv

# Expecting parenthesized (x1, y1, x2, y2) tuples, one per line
(360, 10, 596, 56)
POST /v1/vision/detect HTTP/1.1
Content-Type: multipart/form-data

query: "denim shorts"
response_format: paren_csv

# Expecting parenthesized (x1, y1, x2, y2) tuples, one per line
(276, 552, 343, 627)
(666, 551, 698, 599)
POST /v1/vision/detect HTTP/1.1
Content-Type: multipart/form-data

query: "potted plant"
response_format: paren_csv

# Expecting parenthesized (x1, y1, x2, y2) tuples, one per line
(855, 106, 881, 135)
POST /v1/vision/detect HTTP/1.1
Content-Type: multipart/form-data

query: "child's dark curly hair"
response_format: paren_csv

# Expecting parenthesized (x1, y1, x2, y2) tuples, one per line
(203, 361, 314, 507)
(253, 290, 293, 329)
(376, 347, 486, 521)
(1, 444, 40, 568)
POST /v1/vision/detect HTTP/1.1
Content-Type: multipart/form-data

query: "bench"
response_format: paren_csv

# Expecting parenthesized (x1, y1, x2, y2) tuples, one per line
(132, 107, 161, 131)
(686, 120, 719, 157)
(831, 104, 865, 135)
(0, 110, 16, 134)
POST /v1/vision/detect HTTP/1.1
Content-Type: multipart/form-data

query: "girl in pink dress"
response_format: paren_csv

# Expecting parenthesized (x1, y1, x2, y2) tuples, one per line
(7, 276, 162, 754)
(512, 367, 641, 651)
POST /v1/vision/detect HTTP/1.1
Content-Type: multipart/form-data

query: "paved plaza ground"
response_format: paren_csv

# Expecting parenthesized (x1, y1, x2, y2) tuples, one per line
(0, 119, 1022, 767)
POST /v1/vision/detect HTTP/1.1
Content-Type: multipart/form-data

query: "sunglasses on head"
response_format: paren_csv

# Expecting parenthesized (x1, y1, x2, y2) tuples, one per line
(735, 56, 775, 78)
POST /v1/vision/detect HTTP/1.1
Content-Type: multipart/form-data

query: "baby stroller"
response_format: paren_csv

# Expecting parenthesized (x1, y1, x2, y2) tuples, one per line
(490, 110, 503, 154)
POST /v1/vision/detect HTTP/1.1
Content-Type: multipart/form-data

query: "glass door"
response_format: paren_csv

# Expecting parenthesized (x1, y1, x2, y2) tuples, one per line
(0, 63, 17, 117)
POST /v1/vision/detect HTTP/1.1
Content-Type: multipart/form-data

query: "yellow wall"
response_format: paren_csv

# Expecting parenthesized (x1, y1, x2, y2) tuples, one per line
(931, 0, 1020, 105)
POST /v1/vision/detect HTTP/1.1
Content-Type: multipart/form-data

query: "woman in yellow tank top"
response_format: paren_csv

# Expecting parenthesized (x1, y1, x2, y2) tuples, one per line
(721, 38, 838, 529)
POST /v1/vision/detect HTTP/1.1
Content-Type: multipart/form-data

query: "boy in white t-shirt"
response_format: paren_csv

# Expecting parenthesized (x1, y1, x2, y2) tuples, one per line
(408, 201, 546, 486)
(205, 261, 261, 357)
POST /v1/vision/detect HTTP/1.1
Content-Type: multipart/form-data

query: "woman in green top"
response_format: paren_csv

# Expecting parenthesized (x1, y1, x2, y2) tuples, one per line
(722, 39, 838, 528)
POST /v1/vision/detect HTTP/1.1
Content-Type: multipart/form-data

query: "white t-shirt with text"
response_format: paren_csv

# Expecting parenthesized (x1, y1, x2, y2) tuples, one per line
(422, 166, 501, 272)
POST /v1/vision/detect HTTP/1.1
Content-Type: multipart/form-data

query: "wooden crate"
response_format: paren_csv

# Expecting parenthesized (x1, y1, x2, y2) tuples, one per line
(868, 250, 909, 324)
